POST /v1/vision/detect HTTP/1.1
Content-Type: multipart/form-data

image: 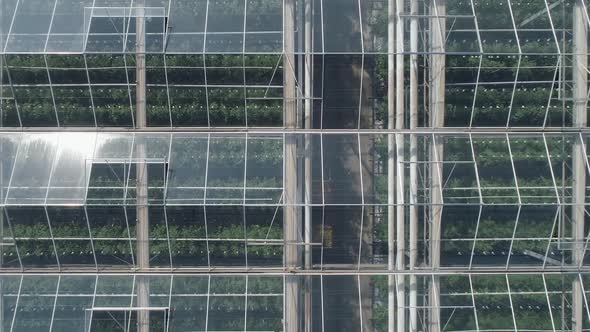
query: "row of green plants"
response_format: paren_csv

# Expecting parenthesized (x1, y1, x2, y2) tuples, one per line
(2, 205, 284, 267)
(2, 88, 283, 127)
(372, 273, 577, 331)
(3, 52, 284, 127)
(1, 274, 283, 331)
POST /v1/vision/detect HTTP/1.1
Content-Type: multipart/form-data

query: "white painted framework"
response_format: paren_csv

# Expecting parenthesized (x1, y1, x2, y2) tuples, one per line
(0, 0, 589, 331)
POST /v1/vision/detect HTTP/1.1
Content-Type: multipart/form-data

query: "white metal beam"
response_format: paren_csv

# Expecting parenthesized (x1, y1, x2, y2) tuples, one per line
(387, 0, 396, 330)
(572, 1, 588, 331)
(283, 0, 300, 331)
(409, 0, 419, 330)
(429, 1, 446, 331)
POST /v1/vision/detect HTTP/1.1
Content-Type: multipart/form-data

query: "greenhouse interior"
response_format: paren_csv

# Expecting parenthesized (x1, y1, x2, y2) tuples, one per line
(0, 0, 589, 331)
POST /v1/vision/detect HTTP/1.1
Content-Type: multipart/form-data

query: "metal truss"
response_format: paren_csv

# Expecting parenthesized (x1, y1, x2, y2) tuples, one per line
(0, 0, 589, 331)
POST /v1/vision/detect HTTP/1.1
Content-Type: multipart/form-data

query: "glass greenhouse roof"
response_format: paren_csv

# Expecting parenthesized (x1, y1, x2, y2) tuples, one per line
(0, 0, 581, 54)
(0, 273, 589, 331)
(0, 0, 588, 331)
(0, 132, 587, 272)
(0, 132, 588, 207)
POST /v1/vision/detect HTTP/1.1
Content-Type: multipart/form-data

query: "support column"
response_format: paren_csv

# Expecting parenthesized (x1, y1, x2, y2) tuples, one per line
(387, 0, 396, 330)
(303, 0, 313, 330)
(408, 0, 419, 331)
(284, 0, 300, 331)
(572, 1, 587, 331)
(0, 11, 4, 328)
(429, 1, 445, 331)
(135, 3, 150, 332)
(394, 0, 406, 331)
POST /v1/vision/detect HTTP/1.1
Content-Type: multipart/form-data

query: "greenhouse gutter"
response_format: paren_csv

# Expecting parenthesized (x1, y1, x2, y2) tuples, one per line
(2, 127, 590, 134)
(0, 266, 589, 276)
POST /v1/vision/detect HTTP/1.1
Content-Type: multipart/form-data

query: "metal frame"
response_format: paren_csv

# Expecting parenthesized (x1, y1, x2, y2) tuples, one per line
(0, 0, 589, 331)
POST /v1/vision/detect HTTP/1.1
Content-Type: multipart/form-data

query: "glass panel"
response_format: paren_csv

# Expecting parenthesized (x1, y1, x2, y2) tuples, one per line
(1, 208, 20, 268)
(87, 206, 134, 267)
(446, 54, 479, 127)
(46, 133, 96, 205)
(124, 162, 168, 205)
(208, 286, 245, 330)
(205, 0, 245, 53)
(52, 275, 95, 331)
(440, 276, 477, 331)
(472, 136, 519, 204)
(545, 274, 574, 330)
(322, 134, 362, 205)
(246, 276, 283, 329)
(6, 55, 56, 127)
(245, 206, 282, 266)
(441, 206, 479, 267)
(208, 87, 246, 126)
(166, 0, 207, 52)
(94, 275, 134, 307)
(4, 0, 57, 52)
(87, 55, 134, 127)
(132, 275, 171, 307)
(0, 59, 20, 127)
(84, 13, 126, 53)
(322, 276, 362, 330)
(127, 206, 171, 268)
(473, 1, 519, 54)
(245, 87, 282, 127)
(206, 136, 246, 204)
(509, 56, 559, 127)
(509, 205, 558, 267)
(511, 0, 559, 54)
(207, 206, 246, 267)
(166, 134, 208, 205)
(146, 55, 170, 127)
(470, 55, 519, 127)
(88, 133, 134, 205)
(472, 275, 515, 331)
(510, 135, 557, 204)
(6, 207, 57, 268)
(0, 134, 19, 202)
(245, 136, 282, 205)
(166, 55, 208, 126)
(0, 276, 21, 331)
(320, 55, 363, 129)
(0, 0, 19, 49)
(321, 0, 362, 53)
(168, 275, 208, 331)
(5, 134, 57, 205)
(131, 133, 170, 160)
(441, 136, 479, 204)
(318, 206, 363, 267)
(46, 0, 94, 52)
(472, 205, 518, 266)
(509, 275, 554, 330)
(86, 161, 128, 205)
(47, 207, 95, 266)
(166, 206, 208, 267)
(52, 86, 95, 126)
(244, 0, 282, 52)
(12, 276, 57, 332)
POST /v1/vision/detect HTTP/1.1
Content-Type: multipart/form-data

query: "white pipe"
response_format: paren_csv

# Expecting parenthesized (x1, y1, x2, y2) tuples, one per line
(395, 0, 406, 331)
(387, 0, 396, 330)
(283, 0, 299, 331)
(429, 1, 446, 331)
(409, 0, 419, 330)
(304, 0, 313, 330)
(135, 2, 149, 332)
(572, 1, 587, 331)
